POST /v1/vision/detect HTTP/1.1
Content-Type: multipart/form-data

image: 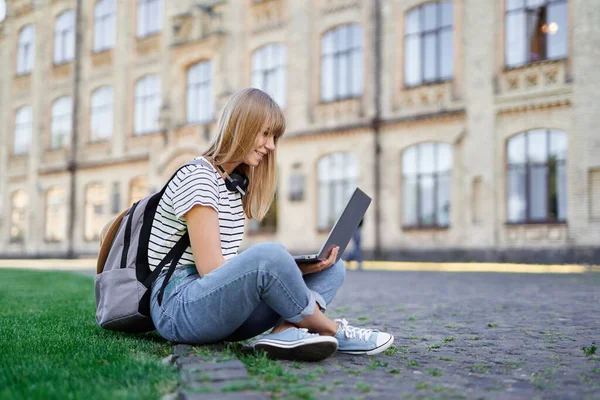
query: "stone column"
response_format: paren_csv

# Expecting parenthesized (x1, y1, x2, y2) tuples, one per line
(460, 0, 497, 250)
(569, 0, 600, 248)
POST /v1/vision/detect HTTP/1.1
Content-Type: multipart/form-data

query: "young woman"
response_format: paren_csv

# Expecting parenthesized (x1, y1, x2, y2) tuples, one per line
(148, 88, 394, 361)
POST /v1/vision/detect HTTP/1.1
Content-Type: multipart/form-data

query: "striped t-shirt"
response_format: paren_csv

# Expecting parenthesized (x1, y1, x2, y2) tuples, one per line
(148, 157, 245, 272)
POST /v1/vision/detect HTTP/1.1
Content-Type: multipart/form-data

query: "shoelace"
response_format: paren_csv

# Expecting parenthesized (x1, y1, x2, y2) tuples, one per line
(297, 328, 319, 337)
(335, 318, 372, 341)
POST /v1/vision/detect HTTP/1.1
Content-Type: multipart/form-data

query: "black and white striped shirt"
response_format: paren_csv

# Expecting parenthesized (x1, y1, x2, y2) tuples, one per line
(148, 157, 245, 272)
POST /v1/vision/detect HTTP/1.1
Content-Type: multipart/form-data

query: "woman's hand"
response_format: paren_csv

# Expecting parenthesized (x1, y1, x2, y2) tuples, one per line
(297, 246, 340, 275)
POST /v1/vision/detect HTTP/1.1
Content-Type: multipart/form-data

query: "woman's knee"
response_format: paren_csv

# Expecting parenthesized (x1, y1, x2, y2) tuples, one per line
(330, 259, 347, 287)
(246, 242, 294, 271)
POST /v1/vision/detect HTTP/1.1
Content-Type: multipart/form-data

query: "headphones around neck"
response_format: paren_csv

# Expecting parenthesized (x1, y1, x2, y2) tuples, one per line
(217, 165, 249, 195)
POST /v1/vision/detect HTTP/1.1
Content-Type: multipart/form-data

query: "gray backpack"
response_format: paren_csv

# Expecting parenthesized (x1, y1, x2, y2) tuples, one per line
(94, 159, 210, 333)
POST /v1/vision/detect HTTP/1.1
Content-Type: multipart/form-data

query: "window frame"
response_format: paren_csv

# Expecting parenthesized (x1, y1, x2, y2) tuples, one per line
(251, 43, 287, 109)
(134, 75, 161, 136)
(14, 106, 33, 155)
(93, 0, 116, 53)
(404, 1, 454, 88)
(17, 24, 35, 75)
(401, 142, 453, 229)
(10, 190, 28, 244)
(504, 0, 568, 68)
(90, 86, 114, 142)
(137, 0, 163, 38)
(316, 152, 360, 231)
(186, 61, 214, 125)
(505, 129, 568, 224)
(50, 96, 73, 150)
(44, 187, 67, 243)
(320, 24, 363, 103)
(54, 10, 75, 65)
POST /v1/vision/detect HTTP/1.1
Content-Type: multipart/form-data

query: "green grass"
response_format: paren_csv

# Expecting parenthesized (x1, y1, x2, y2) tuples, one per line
(0, 269, 177, 400)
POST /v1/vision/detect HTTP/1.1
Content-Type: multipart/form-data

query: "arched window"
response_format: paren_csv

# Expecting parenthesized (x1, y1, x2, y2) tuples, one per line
(51, 96, 72, 149)
(94, 0, 116, 52)
(321, 24, 363, 102)
(317, 153, 359, 230)
(187, 61, 213, 124)
(14, 106, 32, 155)
(505, 0, 568, 67)
(134, 75, 161, 135)
(84, 183, 107, 241)
(10, 190, 28, 243)
(402, 142, 452, 227)
(506, 129, 567, 223)
(404, 1, 454, 87)
(17, 24, 35, 75)
(54, 10, 75, 64)
(45, 187, 67, 242)
(251, 43, 287, 108)
(90, 86, 114, 141)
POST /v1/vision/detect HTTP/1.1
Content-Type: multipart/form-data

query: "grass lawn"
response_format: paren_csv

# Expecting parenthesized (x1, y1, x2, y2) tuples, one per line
(0, 269, 178, 400)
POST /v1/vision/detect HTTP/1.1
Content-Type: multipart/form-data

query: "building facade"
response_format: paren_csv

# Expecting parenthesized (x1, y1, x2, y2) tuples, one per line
(0, 0, 599, 263)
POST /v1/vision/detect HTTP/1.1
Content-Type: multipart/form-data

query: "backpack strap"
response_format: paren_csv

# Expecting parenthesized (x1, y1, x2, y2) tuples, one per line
(141, 158, 216, 307)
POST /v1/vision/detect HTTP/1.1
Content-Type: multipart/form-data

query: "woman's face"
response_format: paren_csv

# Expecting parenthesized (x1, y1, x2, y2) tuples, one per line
(243, 129, 276, 167)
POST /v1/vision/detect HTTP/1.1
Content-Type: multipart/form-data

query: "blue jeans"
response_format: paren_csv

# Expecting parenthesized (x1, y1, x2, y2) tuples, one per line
(149, 242, 346, 344)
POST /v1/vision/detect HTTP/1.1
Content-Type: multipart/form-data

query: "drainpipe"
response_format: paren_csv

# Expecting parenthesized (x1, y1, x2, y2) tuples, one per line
(372, 0, 383, 259)
(67, 0, 83, 258)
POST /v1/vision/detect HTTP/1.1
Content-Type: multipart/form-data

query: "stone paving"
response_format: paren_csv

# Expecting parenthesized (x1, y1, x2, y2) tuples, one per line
(169, 269, 600, 400)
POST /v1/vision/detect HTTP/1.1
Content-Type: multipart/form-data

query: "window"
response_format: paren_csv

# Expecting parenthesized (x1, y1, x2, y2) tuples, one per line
(402, 142, 452, 227)
(54, 10, 75, 64)
(317, 153, 359, 230)
(51, 96, 72, 149)
(187, 61, 214, 124)
(84, 183, 107, 241)
(137, 0, 163, 37)
(14, 106, 32, 155)
(321, 24, 363, 102)
(94, 0, 116, 52)
(17, 25, 35, 75)
(251, 44, 287, 108)
(90, 86, 113, 141)
(506, 129, 567, 223)
(0, 1, 6, 23)
(404, 1, 454, 87)
(45, 187, 67, 242)
(129, 176, 148, 205)
(111, 182, 121, 214)
(10, 190, 28, 243)
(505, 0, 568, 67)
(134, 75, 161, 135)
(249, 193, 278, 233)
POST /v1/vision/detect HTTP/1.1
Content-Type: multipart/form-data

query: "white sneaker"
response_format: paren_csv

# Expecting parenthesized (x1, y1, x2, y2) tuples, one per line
(253, 327, 338, 362)
(333, 318, 394, 355)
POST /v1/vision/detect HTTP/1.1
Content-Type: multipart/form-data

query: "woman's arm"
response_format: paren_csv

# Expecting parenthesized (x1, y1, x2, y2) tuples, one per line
(186, 204, 227, 277)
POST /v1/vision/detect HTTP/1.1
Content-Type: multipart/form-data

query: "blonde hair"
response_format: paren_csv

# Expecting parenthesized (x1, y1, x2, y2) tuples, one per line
(203, 88, 285, 220)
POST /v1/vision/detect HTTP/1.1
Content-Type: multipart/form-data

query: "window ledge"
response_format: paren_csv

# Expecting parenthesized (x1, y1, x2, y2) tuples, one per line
(505, 221, 567, 226)
(137, 31, 161, 41)
(503, 58, 567, 73)
(403, 78, 453, 90)
(247, 228, 277, 236)
(402, 225, 450, 231)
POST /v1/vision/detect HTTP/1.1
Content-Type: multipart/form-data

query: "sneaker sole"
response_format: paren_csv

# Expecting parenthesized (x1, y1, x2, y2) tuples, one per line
(338, 335, 394, 355)
(254, 337, 338, 362)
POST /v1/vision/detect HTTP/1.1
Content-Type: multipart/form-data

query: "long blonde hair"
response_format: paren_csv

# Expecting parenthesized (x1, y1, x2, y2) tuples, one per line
(203, 88, 285, 220)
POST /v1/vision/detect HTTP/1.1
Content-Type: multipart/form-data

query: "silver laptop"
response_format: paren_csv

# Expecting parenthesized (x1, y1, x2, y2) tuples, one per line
(293, 187, 371, 264)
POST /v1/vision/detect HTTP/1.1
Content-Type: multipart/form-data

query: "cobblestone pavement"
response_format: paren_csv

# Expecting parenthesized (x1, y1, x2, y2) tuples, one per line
(174, 270, 600, 400)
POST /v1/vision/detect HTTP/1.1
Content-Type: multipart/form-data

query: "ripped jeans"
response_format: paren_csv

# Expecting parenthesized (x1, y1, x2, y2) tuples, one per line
(149, 242, 346, 344)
